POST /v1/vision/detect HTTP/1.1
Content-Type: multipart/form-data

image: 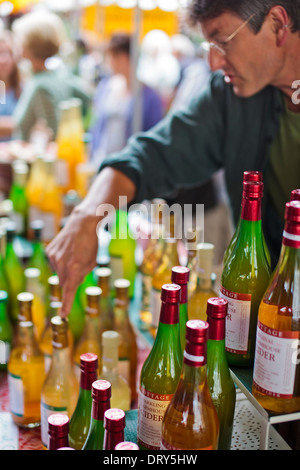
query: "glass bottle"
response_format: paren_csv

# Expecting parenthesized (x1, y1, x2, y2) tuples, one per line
(24, 267, 46, 341)
(27, 219, 52, 289)
(291, 189, 300, 202)
(115, 442, 139, 450)
(0, 290, 13, 371)
(220, 181, 271, 366)
(26, 155, 47, 225)
(69, 353, 99, 450)
(138, 284, 183, 450)
(188, 243, 217, 321)
(3, 222, 25, 323)
(48, 414, 70, 450)
(40, 315, 79, 449)
(99, 330, 131, 411)
(252, 200, 300, 414)
(113, 278, 138, 404)
(171, 266, 190, 353)
(46, 274, 62, 317)
(82, 379, 112, 450)
(150, 221, 180, 335)
(0, 229, 8, 294)
(103, 408, 126, 450)
(139, 200, 166, 330)
(206, 298, 236, 450)
(38, 156, 63, 243)
(186, 226, 202, 295)
(9, 161, 29, 237)
(160, 319, 219, 450)
(94, 267, 114, 332)
(56, 101, 73, 193)
(8, 292, 45, 428)
(73, 286, 102, 378)
(108, 209, 137, 299)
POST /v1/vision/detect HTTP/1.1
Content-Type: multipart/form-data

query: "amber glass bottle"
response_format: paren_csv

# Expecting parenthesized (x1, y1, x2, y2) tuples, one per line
(8, 292, 45, 428)
(206, 298, 236, 450)
(40, 316, 79, 448)
(189, 243, 217, 321)
(113, 279, 138, 404)
(25, 267, 46, 341)
(138, 284, 182, 450)
(252, 201, 300, 413)
(161, 319, 219, 450)
(171, 266, 190, 352)
(103, 408, 126, 450)
(220, 181, 271, 366)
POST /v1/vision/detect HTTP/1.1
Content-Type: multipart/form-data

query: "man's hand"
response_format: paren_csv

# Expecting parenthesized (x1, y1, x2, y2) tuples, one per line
(46, 206, 99, 317)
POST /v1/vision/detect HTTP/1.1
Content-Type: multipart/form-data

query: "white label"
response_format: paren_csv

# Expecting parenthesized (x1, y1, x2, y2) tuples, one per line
(220, 286, 251, 354)
(40, 400, 68, 448)
(109, 256, 124, 287)
(8, 373, 24, 417)
(253, 321, 299, 398)
(0, 412, 19, 450)
(0, 341, 10, 366)
(137, 387, 173, 450)
(150, 287, 161, 329)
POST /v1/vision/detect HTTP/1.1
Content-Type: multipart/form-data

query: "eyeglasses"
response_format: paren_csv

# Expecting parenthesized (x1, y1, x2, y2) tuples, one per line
(202, 13, 256, 56)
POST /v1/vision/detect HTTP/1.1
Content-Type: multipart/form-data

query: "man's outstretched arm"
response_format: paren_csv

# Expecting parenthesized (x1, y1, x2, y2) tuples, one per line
(46, 166, 136, 317)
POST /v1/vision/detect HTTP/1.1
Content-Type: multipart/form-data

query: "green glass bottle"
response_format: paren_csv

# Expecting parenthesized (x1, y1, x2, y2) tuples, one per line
(0, 229, 8, 293)
(108, 209, 136, 298)
(82, 379, 111, 450)
(206, 297, 236, 450)
(220, 181, 271, 366)
(27, 220, 52, 290)
(138, 284, 183, 450)
(69, 353, 98, 450)
(171, 266, 190, 353)
(0, 290, 13, 371)
(9, 161, 29, 238)
(3, 222, 25, 323)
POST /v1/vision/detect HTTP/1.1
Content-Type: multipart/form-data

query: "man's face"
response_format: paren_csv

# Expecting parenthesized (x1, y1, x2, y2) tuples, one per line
(200, 12, 285, 97)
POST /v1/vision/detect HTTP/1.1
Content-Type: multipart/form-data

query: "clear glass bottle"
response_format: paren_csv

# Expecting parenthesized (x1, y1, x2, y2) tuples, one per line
(0, 290, 12, 371)
(69, 353, 99, 450)
(186, 226, 202, 295)
(108, 209, 137, 299)
(82, 379, 112, 450)
(103, 408, 126, 450)
(99, 330, 131, 411)
(206, 298, 236, 450)
(8, 292, 45, 428)
(3, 221, 25, 323)
(73, 286, 102, 377)
(189, 243, 217, 321)
(161, 319, 219, 450)
(138, 284, 183, 450)
(40, 315, 79, 448)
(220, 181, 271, 366)
(24, 267, 46, 341)
(252, 200, 300, 414)
(171, 266, 190, 353)
(95, 267, 114, 332)
(47, 413, 70, 450)
(113, 278, 138, 404)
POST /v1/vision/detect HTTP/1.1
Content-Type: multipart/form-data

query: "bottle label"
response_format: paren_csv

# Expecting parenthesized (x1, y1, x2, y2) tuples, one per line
(8, 373, 24, 417)
(141, 273, 152, 311)
(109, 256, 124, 288)
(150, 287, 161, 329)
(0, 341, 10, 366)
(137, 386, 173, 450)
(219, 286, 251, 355)
(253, 320, 299, 398)
(40, 400, 68, 448)
(160, 439, 213, 450)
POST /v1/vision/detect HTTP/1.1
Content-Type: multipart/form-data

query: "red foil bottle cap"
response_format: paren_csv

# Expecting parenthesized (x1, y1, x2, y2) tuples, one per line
(48, 414, 69, 437)
(290, 189, 300, 202)
(160, 283, 181, 303)
(80, 352, 98, 373)
(285, 200, 300, 223)
(206, 297, 228, 319)
(184, 320, 209, 367)
(171, 266, 190, 284)
(115, 442, 139, 450)
(92, 379, 112, 401)
(243, 171, 262, 182)
(243, 181, 264, 199)
(186, 319, 209, 343)
(104, 408, 126, 432)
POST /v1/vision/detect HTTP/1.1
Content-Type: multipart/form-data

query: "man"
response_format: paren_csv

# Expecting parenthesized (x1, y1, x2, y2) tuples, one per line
(47, 0, 300, 317)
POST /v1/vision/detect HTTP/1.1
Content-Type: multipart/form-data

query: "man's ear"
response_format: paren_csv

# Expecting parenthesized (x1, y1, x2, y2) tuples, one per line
(269, 6, 290, 46)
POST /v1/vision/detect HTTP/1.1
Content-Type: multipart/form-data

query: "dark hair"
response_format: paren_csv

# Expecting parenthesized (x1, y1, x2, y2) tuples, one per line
(188, 0, 300, 33)
(107, 33, 131, 56)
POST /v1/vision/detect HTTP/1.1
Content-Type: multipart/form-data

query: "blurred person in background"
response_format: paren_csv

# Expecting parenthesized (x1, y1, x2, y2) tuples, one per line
(0, 9, 91, 142)
(89, 33, 165, 168)
(0, 30, 22, 141)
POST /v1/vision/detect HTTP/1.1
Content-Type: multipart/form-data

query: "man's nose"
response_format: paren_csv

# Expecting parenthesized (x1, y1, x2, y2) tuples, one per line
(208, 48, 227, 72)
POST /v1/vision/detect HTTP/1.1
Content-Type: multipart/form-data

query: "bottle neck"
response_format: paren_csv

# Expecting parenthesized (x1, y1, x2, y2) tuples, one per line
(49, 434, 69, 451)
(241, 196, 262, 221)
(103, 429, 124, 451)
(282, 219, 300, 249)
(91, 398, 111, 422)
(102, 345, 118, 372)
(159, 300, 179, 325)
(179, 283, 187, 305)
(0, 302, 8, 321)
(207, 317, 225, 341)
(80, 369, 98, 391)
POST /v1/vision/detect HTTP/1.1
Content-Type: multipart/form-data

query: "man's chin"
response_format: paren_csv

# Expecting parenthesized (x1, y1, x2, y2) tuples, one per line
(231, 82, 264, 98)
